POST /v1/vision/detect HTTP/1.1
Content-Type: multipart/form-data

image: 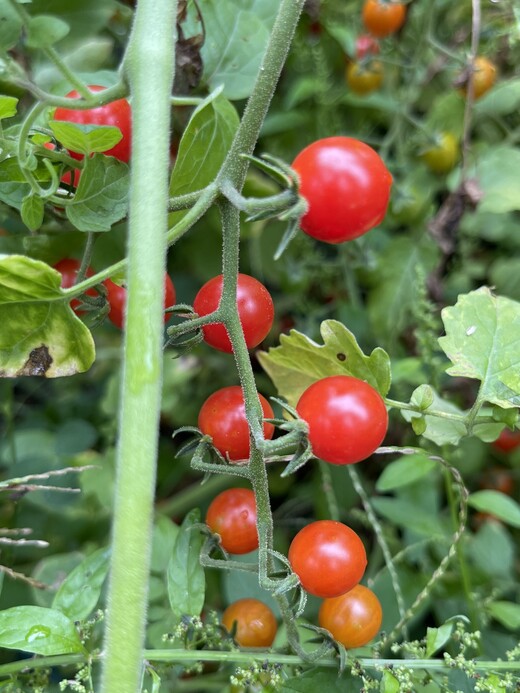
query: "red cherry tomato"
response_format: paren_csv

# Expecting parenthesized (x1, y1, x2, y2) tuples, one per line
(362, 0, 406, 38)
(222, 598, 277, 648)
(198, 386, 274, 462)
(104, 273, 176, 330)
(54, 258, 97, 314)
(355, 34, 380, 59)
(296, 375, 388, 465)
(288, 520, 367, 598)
(319, 584, 383, 648)
(193, 273, 274, 353)
(346, 60, 384, 95)
(492, 429, 520, 454)
(206, 488, 258, 554)
(292, 137, 392, 243)
(53, 85, 132, 163)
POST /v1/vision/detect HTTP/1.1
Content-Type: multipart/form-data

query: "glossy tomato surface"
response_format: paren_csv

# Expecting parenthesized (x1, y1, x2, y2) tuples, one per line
(296, 375, 388, 465)
(54, 258, 96, 313)
(292, 137, 392, 243)
(104, 273, 176, 330)
(193, 273, 274, 353)
(288, 520, 367, 598)
(319, 584, 383, 648)
(346, 61, 384, 95)
(206, 487, 258, 554)
(362, 0, 406, 38)
(222, 598, 277, 648)
(198, 386, 274, 461)
(54, 85, 132, 163)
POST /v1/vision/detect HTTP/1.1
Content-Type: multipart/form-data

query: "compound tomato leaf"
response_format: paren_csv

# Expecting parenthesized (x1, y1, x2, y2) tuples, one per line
(167, 509, 205, 622)
(0, 606, 84, 655)
(0, 254, 95, 377)
(169, 91, 239, 228)
(439, 288, 520, 409)
(52, 547, 110, 622)
(66, 154, 129, 232)
(49, 121, 123, 157)
(258, 319, 390, 407)
(467, 490, 520, 528)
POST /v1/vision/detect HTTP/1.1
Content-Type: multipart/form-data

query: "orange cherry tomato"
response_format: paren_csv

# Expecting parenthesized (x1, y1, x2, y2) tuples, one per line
(362, 0, 406, 39)
(466, 56, 497, 99)
(319, 584, 383, 648)
(222, 599, 277, 648)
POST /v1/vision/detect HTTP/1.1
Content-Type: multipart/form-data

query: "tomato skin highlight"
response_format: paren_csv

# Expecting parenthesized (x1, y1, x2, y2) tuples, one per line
(104, 273, 176, 330)
(198, 386, 275, 462)
(222, 598, 277, 648)
(319, 584, 383, 648)
(193, 273, 274, 353)
(53, 85, 132, 163)
(292, 137, 392, 243)
(362, 0, 406, 38)
(296, 375, 388, 465)
(206, 488, 258, 554)
(288, 520, 367, 598)
(54, 258, 96, 314)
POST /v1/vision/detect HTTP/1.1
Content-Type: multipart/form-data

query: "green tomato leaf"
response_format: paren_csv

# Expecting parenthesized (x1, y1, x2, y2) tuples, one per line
(65, 154, 129, 232)
(167, 509, 205, 621)
(0, 95, 18, 120)
(151, 515, 180, 573)
(425, 622, 455, 657)
(467, 490, 520, 528)
(21, 194, 44, 232)
(376, 454, 437, 492)
(191, 0, 277, 100)
(52, 547, 110, 621)
(439, 287, 520, 409)
(0, 254, 95, 377)
(26, 15, 70, 48)
(367, 235, 439, 346)
(371, 497, 445, 537)
(0, 0, 22, 51)
(487, 601, 520, 630)
(475, 78, 520, 117)
(258, 319, 391, 407)
(0, 158, 52, 211)
(401, 389, 467, 446)
(169, 92, 239, 227)
(475, 146, 520, 214)
(49, 120, 123, 156)
(468, 520, 514, 579)
(0, 606, 83, 655)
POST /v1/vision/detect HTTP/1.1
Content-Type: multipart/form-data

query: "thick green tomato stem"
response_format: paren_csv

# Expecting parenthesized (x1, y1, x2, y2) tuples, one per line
(100, 0, 177, 691)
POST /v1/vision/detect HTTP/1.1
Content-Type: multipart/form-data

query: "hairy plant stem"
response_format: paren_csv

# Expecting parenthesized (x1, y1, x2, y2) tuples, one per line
(100, 0, 177, 691)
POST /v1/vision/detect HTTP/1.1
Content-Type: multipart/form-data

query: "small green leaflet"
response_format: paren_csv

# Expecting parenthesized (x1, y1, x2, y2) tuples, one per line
(0, 254, 95, 377)
(376, 454, 437, 492)
(167, 509, 205, 622)
(49, 120, 123, 156)
(467, 490, 520, 528)
(0, 95, 18, 120)
(52, 547, 110, 621)
(0, 606, 84, 655)
(258, 320, 391, 407)
(439, 287, 520, 409)
(486, 601, 520, 630)
(26, 15, 70, 48)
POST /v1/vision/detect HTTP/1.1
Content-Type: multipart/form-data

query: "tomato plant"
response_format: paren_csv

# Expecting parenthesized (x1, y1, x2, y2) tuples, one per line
(53, 85, 132, 163)
(104, 273, 175, 330)
(296, 375, 388, 465)
(54, 258, 97, 314)
(205, 487, 258, 554)
(221, 598, 277, 648)
(346, 61, 384, 95)
(193, 273, 274, 353)
(362, 0, 407, 38)
(288, 520, 367, 598)
(466, 56, 497, 99)
(319, 584, 383, 649)
(492, 429, 520, 453)
(355, 34, 380, 59)
(420, 132, 459, 174)
(291, 137, 393, 243)
(198, 386, 275, 461)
